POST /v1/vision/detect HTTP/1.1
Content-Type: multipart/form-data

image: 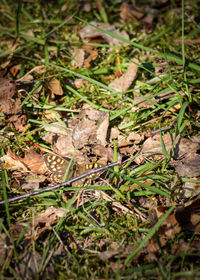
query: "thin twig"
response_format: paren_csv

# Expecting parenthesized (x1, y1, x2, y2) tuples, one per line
(0, 162, 119, 205)
(149, 116, 178, 135)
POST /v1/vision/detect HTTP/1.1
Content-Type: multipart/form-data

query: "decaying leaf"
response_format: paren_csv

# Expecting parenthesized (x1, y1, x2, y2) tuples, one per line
(136, 134, 200, 166)
(12, 206, 68, 241)
(72, 107, 109, 148)
(2, 148, 45, 174)
(131, 94, 156, 111)
(172, 152, 200, 178)
(71, 48, 85, 68)
(17, 65, 46, 82)
(148, 196, 200, 254)
(0, 78, 17, 114)
(120, 3, 144, 21)
(109, 59, 139, 92)
(0, 233, 13, 267)
(46, 77, 63, 97)
(15, 250, 43, 279)
(80, 21, 129, 46)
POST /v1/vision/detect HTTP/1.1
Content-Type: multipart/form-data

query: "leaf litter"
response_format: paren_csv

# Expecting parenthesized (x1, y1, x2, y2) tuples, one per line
(0, 1, 200, 278)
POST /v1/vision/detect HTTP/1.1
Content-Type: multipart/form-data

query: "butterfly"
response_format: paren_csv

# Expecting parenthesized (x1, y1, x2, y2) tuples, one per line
(44, 154, 102, 186)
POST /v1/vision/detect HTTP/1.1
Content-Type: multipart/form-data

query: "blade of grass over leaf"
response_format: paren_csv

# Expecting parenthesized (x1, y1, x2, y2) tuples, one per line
(125, 206, 175, 265)
(76, 17, 200, 72)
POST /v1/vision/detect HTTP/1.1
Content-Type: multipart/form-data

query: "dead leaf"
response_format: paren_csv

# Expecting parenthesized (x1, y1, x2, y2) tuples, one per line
(71, 48, 85, 68)
(182, 180, 200, 199)
(80, 21, 129, 46)
(43, 122, 68, 136)
(172, 152, 200, 178)
(131, 94, 156, 111)
(20, 176, 46, 191)
(72, 107, 109, 148)
(82, 45, 98, 68)
(120, 3, 144, 21)
(13, 206, 68, 241)
(74, 78, 89, 89)
(109, 59, 138, 92)
(15, 250, 42, 278)
(46, 77, 63, 97)
(2, 148, 45, 174)
(0, 233, 13, 267)
(17, 65, 46, 82)
(98, 250, 119, 261)
(0, 78, 17, 114)
(136, 134, 200, 166)
(175, 38, 200, 45)
(148, 197, 200, 253)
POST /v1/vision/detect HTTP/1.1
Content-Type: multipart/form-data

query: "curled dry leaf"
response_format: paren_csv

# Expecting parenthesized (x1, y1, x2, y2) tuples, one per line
(71, 45, 98, 69)
(43, 105, 119, 164)
(109, 58, 139, 92)
(182, 180, 200, 199)
(80, 21, 129, 46)
(2, 148, 45, 174)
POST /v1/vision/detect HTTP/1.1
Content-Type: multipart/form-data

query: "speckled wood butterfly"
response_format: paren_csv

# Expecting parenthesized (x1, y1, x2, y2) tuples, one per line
(44, 154, 102, 186)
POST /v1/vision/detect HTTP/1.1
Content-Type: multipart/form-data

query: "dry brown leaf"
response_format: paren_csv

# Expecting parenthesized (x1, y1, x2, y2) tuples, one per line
(1, 154, 28, 172)
(117, 132, 143, 156)
(109, 59, 138, 92)
(120, 3, 144, 21)
(47, 77, 63, 96)
(15, 250, 43, 279)
(72, 107, 109, 148)
(172, 152, 200, 178)
(1, 44, 18, 68)
(83, 44, 98, 68)
(98, 250, 119, 261)
(3, 148, 45, 174)
(12, 207, 68, 241)
(182, 180, 200, 199)
(71, 48, 85, 68)
(136, 134, 200, 166)
(0, 78, 17, 114)
(0, 233, 13, 267)
(20, 176, 46, 191)
(131, 94, 156, 111)
(80, 21, 129, 46)
(175, 38, 200, 45)
(21, 148, 45, 173)
(74, 78, 89, 89)
(17, 65, 46, 82)
(148, 197, 200, 253)
(43, 122, 68, 136)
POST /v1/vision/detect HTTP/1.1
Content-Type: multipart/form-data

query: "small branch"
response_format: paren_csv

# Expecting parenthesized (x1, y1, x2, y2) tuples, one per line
(0, 162, 119, 206)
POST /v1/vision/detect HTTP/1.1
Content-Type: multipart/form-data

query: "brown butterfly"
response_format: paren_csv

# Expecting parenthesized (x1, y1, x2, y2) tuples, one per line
(44, 154, 102, 186)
